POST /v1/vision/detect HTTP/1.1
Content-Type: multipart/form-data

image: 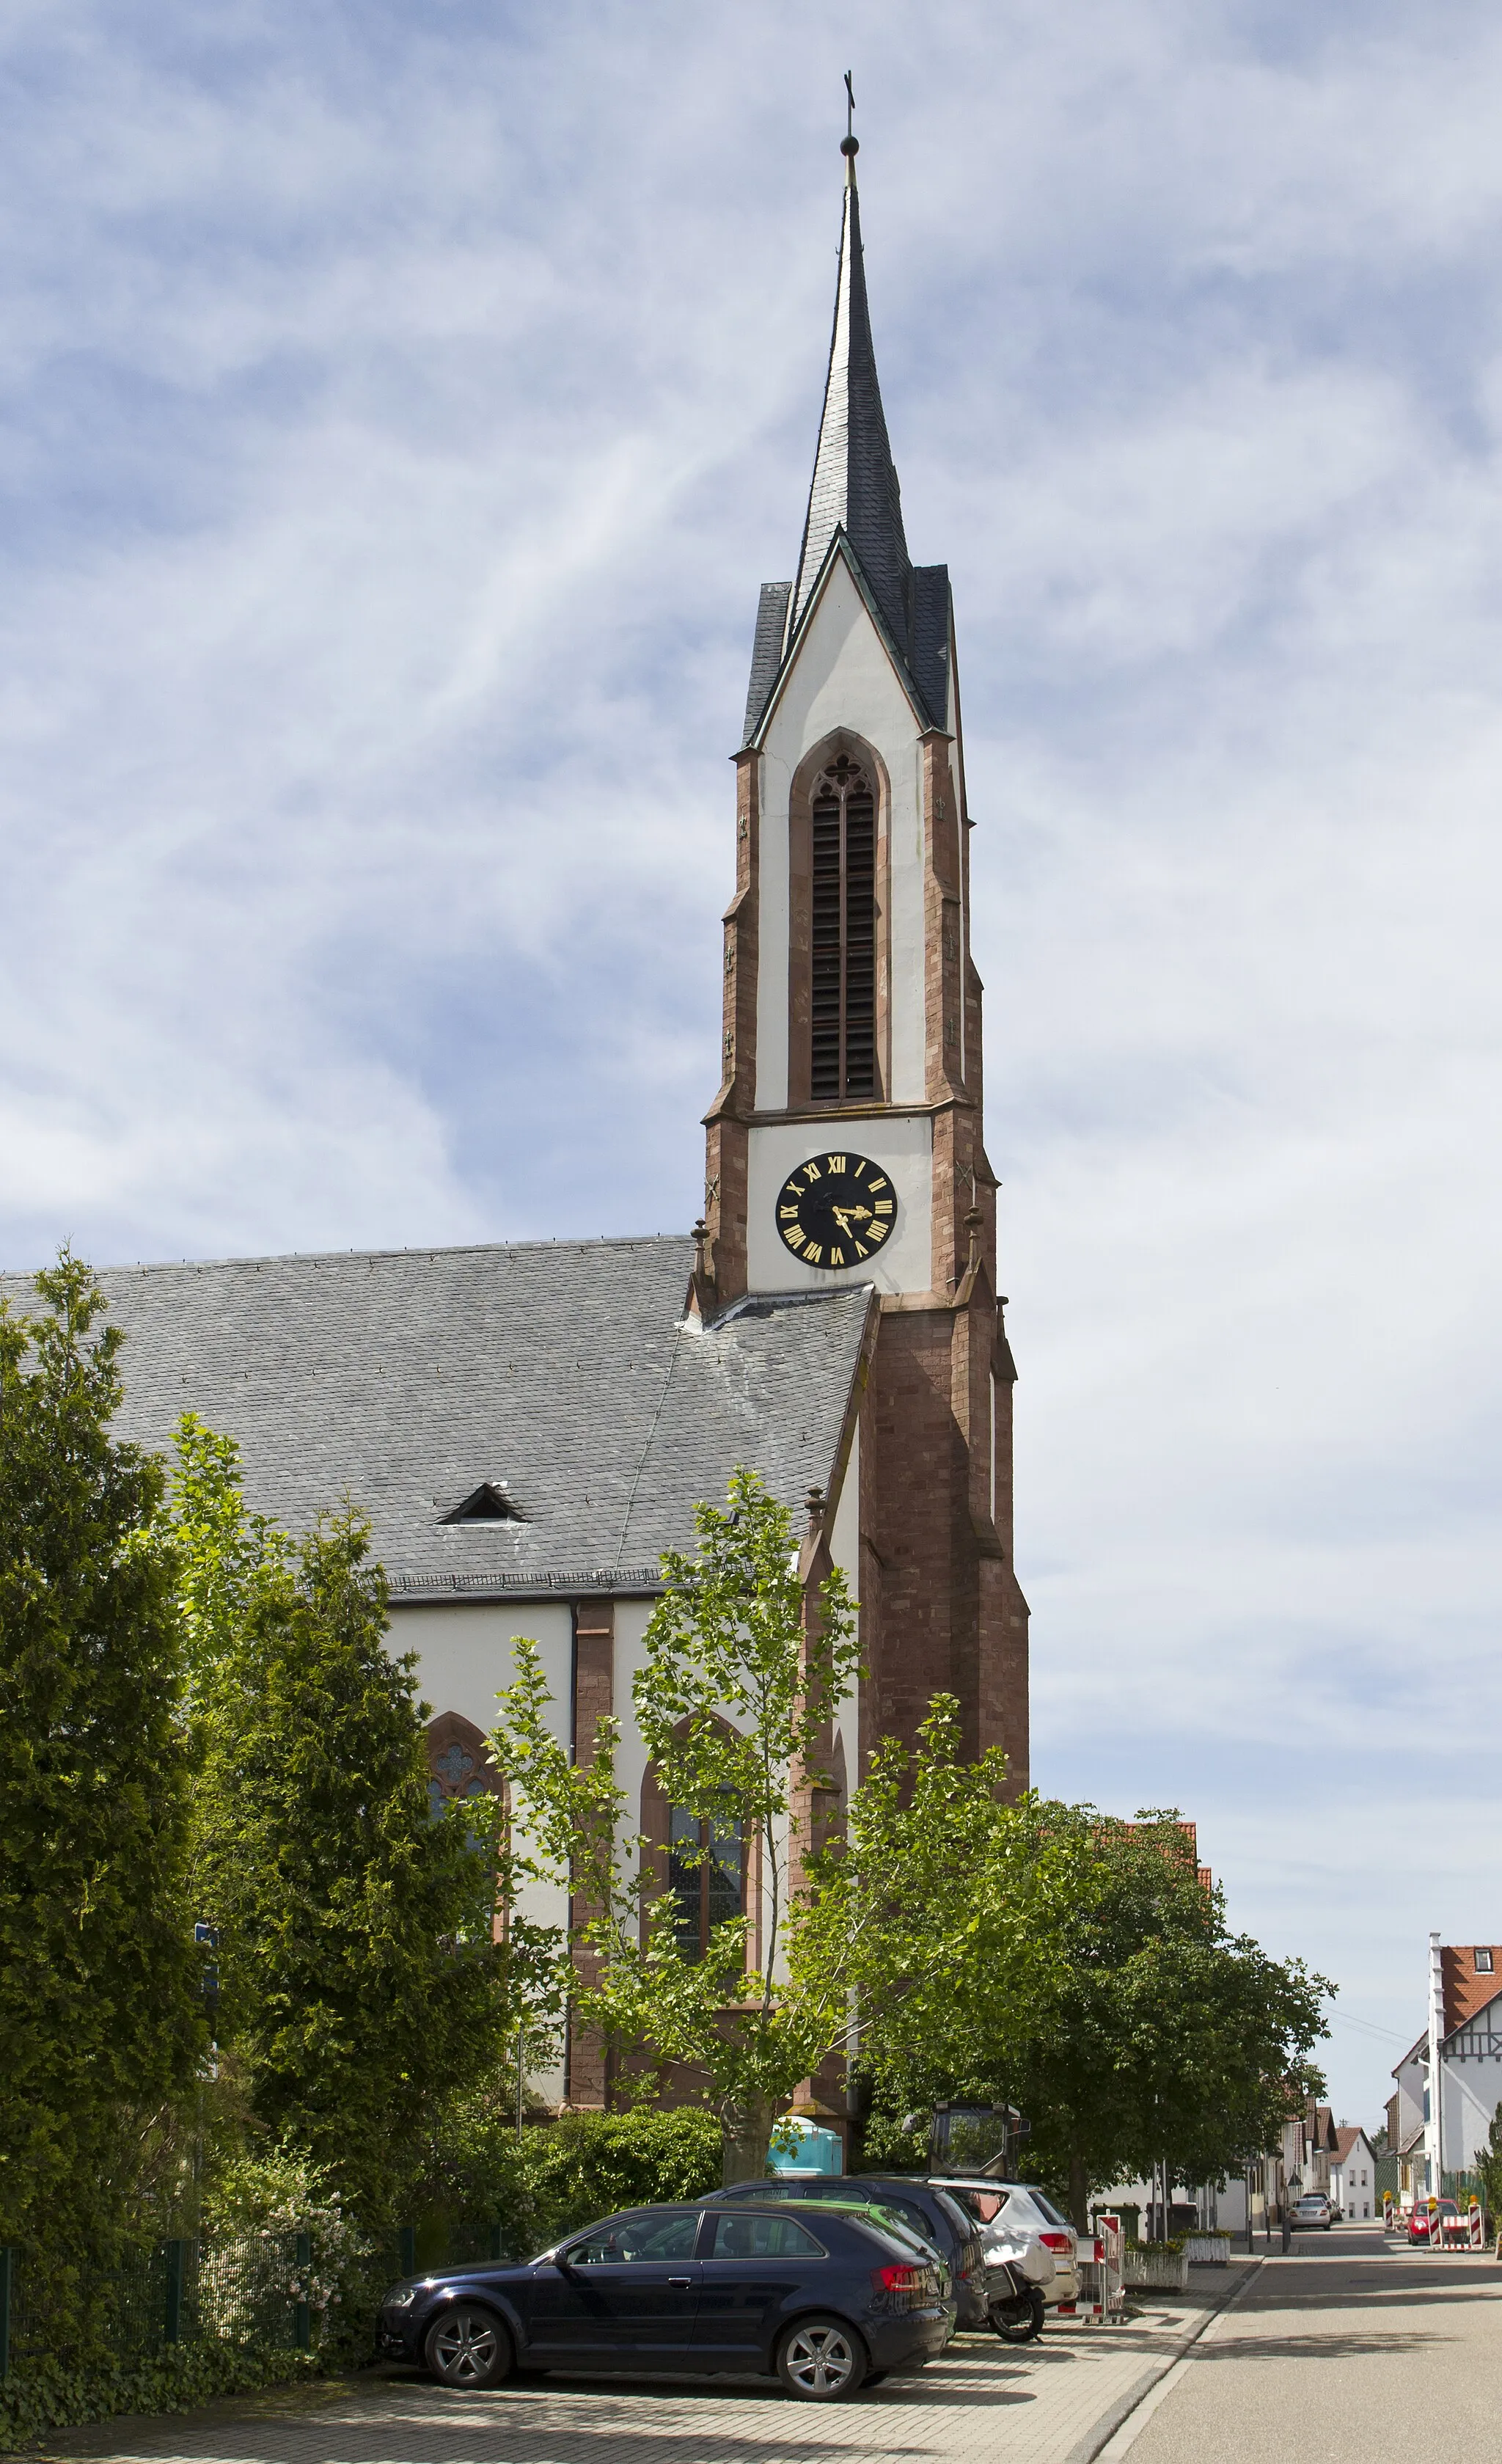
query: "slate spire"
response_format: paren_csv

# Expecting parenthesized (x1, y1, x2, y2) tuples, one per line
(789, 128, 912, 652)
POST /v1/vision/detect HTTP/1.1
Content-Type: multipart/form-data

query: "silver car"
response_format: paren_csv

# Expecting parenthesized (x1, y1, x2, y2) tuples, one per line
(928, 2179, 1082, 2309)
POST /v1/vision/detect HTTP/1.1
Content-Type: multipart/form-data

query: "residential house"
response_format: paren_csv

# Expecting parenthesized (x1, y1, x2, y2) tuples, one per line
(1331, 2127, 1377, 2221)
(1404, 1937, 1502, 2193)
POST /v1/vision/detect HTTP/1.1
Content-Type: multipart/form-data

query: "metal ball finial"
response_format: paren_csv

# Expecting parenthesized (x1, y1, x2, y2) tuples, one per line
(840, 134, 859, 158)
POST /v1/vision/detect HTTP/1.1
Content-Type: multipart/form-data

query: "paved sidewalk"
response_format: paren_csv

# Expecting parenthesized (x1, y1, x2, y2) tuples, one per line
(1106, 2225, 1502, 2461)
(40, 2276, 1250, 2464)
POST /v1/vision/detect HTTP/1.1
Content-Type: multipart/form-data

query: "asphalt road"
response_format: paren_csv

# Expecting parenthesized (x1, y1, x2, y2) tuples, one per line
(1105, 2222, 1502, 2461)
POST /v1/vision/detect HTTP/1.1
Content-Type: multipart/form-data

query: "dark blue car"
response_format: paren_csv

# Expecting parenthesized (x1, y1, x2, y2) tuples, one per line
(376, 2198, 955, 2401)
(703, 2173, 991, 2328)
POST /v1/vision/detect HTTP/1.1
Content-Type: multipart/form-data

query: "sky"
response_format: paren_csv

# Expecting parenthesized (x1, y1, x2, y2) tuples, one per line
(4, 0, 1501, 2130)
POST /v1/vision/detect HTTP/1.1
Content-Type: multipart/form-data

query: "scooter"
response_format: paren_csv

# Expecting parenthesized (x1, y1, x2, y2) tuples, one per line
(983, 2249, 1046, 2343)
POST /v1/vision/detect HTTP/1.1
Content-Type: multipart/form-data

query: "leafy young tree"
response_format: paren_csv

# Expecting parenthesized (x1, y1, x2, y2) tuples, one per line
(492, 1468, 858, 2181)
(802, 1700, 1096, 2108)
(0, 1254, 205, 2262)
(491, 1468, 1084, 2182)
(186, 1441, 517, 2223)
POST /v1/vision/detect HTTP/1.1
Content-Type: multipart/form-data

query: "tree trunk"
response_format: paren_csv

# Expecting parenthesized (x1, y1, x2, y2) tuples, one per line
(1069, 2146, 1090, 2234)
(722, 2091, 777, 2185)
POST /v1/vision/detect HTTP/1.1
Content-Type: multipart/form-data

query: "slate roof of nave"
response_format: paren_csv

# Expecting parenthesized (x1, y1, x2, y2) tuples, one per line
(0, 1240, 873, 1602)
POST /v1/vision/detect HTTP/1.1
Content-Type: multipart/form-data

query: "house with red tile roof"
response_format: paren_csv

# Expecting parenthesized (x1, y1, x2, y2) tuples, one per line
(1393, 1937, 1502, 2196)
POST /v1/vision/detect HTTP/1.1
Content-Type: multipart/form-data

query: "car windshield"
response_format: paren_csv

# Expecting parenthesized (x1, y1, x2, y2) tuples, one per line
(1030, 2191, 1071, 2229)
(552, 2210, 699, 2266)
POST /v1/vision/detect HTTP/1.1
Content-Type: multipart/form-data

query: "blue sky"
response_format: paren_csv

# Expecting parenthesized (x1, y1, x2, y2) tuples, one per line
(5, 0, 1502, 2127)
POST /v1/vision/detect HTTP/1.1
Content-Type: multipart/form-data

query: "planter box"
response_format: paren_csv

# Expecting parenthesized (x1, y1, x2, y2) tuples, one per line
(1184, 2233, 1231, 2265)
(1123, 2249, 1189, 2291)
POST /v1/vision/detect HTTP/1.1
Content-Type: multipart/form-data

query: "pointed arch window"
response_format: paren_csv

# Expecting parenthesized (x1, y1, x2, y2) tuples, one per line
(667, 1797, 744, 1962)
(810, 755, 876, 1100)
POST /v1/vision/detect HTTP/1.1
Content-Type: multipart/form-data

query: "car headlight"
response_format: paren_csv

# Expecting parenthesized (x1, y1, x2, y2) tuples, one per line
(384, 2286, 419, 2308)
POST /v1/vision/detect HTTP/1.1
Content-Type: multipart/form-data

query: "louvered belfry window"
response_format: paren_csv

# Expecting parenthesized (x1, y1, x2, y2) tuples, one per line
(810, 753, 876, 1100)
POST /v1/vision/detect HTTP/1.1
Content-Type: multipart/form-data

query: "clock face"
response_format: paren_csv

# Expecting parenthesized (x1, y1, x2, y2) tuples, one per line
(775, 1150, 897, 1268)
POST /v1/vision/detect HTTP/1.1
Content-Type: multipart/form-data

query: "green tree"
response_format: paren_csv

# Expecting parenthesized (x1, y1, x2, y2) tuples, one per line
(0, 1254, 205, 2263)
(491, 1468, 1082, 2183)
(170, 1411, 289, 1684)
(986, 1810, 1330, 2226)
(187, 1449, 516, 2223)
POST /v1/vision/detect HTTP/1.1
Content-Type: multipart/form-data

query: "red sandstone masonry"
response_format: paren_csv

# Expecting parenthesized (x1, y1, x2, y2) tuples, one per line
(566, 1598, 615, 2110)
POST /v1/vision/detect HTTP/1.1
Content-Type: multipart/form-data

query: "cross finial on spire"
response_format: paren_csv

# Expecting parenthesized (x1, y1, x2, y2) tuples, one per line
(787, 87, 911, 654)
(841, 70, 858, 180)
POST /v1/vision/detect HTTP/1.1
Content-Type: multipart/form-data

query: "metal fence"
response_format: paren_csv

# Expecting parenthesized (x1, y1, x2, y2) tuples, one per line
(0, 2234, 314, 2380)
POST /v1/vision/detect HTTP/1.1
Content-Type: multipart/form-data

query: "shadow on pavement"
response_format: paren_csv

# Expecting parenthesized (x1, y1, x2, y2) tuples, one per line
(1177, 2328, 1447, 2365)
(40, 2346, 1058, 2463)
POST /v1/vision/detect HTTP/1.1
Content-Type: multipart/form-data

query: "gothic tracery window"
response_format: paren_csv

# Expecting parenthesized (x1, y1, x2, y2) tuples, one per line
(425, 1711, 502, 1833)
(810, 754, 876, 1101)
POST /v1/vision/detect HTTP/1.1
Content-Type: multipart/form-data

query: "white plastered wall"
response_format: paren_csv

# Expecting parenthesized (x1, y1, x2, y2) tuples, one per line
(745, 1114, 933, 1295)
(756, 555, 928, 1111)
(1441, 2046, 1502, 2170)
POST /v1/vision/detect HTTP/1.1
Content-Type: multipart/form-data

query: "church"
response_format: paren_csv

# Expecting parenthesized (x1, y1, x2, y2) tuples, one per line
(12, 137, 1029, 2099)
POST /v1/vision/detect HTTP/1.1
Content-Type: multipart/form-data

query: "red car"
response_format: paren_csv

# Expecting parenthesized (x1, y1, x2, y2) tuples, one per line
(1407, 2199, 1458, 2245)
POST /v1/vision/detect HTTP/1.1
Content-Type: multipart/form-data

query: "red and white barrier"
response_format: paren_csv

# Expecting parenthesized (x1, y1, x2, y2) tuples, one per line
(1074, 2218, 1127, 2324)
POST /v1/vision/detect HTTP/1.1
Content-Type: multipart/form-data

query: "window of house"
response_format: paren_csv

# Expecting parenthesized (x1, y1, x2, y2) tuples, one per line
(810, 755, 876, 1101)
(668, 1799, 744, 1960)
(1476, 1948, 1494, 1973)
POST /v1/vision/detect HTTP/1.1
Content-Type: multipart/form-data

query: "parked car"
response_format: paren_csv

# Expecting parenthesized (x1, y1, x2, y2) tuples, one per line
(1406, 2198, 1458, 2246)
(377, 2198, 954, 2401)
(703, 2174, 990, 2328)
(1292, 2193, 1333, 2232)
(931, 2179, 1082, 2311)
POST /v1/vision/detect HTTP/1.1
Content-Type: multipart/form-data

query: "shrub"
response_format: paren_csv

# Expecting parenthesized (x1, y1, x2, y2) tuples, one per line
(405, 2100, 724, 2260)
(0, 2340, 324, 2453)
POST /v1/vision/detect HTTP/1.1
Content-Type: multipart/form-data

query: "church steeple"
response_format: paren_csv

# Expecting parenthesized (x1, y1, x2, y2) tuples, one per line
(789, 136, 912, 657)
(741, 120, 950, 749)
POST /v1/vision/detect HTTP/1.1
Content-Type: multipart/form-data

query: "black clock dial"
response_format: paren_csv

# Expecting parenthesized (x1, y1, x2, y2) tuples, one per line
(774, 1151, 897, 1268)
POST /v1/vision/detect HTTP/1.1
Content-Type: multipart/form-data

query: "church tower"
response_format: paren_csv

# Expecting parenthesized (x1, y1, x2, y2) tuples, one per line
(702, 129, 1029, 1783)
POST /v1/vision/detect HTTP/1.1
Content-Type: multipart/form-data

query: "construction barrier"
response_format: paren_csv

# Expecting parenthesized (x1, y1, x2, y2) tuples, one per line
(1072, 2218, 1126, 2325)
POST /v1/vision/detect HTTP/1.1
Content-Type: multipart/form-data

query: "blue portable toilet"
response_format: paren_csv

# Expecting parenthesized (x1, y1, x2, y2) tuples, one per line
(769, 2114, 843, 2175)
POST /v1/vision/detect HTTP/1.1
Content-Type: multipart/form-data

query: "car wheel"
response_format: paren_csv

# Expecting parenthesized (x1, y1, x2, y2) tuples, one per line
(776, 2316, 867, 2401)
(424, 2304, 513, 2391)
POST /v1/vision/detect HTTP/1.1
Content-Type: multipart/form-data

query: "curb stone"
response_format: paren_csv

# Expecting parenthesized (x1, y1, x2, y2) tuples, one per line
(1063, 2259, 1265, 2464)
